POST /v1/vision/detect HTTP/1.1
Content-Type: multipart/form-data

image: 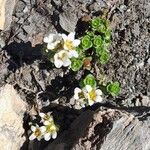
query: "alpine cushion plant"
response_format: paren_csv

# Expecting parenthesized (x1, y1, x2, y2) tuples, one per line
(44, 17, 120, 105)
(28, 16, 121, 141)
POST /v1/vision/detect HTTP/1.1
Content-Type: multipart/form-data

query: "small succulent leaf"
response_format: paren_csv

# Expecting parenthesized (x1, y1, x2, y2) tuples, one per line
(99, 50, 110, 64)
(71, 58, 83, 71)
(91, 17, 101, 29)
(83, 74, 96, 87)
(93, 35, 103, 48)
(81, 35, 93, 50)
(107, 82, 121, 96)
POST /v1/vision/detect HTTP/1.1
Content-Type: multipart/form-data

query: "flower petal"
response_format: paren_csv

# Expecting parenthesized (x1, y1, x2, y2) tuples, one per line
(73, 39, 80, 47)
(74, 88, 82, 94)
(63, 59, 71, 67)
(88, 100, 94, 106)
(54, 53, 64, 68)
(47, 43, 56, 50)
(43, 120, 51, 125)
(96, 89, 102, 96)
(52, 131, 57, 139)
(61, 34, 68, 40)
(54, 60, 63, 68)
(29, 134, 36, 140)
(37, 136, 42, 141)
(39, 113, 45, 118)
(95, 96, 102, 102)
(68, 32, 75, 41)
(40, 126, 46, 133)
(74, 89, 80, 100)
(85, 85, 92, 92)
(68, 50, 78, 58)
(31, 126, 36, 132)
(44, 133, 51, 141)
(44, 34, 55, 43)
(43, 37, 49, 43)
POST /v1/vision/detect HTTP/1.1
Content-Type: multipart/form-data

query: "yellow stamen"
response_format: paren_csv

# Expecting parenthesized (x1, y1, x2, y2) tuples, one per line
(89, 90, 96, 101)
(79, 92, 85, 99)
(64, 40, 74, 50)
(34, 129, 41, 137)
(46, 123, 57, 132)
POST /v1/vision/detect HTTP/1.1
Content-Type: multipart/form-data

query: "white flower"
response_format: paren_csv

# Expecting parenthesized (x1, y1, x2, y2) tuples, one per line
(62, 32, 80, 58)
(73, 87, 87, 107)
(74, 87, 84, 100)
(83, 85, 103, 106)
(42, 123, 58, 141)
(54, 50, 71, 68)
(44, 33, 62, 50)
(29, 124, 46, 141)
(39, 112, 54, 125)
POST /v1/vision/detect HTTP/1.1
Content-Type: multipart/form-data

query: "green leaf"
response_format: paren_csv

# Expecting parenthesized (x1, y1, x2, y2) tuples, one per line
(99, 50, 110, 64)
(83, 74, 96, 87)
(98, 23, 106, 33)
(104, 29, 111, 43)
(81, 35, 93, 50)
(95, 46, 105, 55)
(93, 35, 103, 48)
(107, 82, 121, 96)
(71, 58, 83, 71)
(86, 31, 95, 37)
(91, 17, 101, 29)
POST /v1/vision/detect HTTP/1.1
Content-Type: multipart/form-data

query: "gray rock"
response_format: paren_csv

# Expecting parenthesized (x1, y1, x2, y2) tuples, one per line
(0, 84, 27, 150)
(59, 12, 78, 32)
(72, 108, 150, 150)
(0, 0, 16, 30)
(0, 37, 5, 48)
(44, 110, 94, 150)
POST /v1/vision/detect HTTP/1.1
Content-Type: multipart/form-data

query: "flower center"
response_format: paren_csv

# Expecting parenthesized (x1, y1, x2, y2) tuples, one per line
(79, 92, 85, 99)
(58, 52, 67, 60)
(89, 90, 96, 101)
(46, 124, 57, 133)
(35, 129, 41, 137)
(65, 40, 74, 50)
(43, 115, 50, 120)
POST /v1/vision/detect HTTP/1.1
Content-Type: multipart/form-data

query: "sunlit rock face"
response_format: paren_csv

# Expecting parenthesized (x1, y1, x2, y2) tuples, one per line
(0, 84, 26, 150)
(0, 0, 16, 30)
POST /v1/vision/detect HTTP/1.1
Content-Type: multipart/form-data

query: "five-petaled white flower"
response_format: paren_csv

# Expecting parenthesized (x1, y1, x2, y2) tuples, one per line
(54, 50, 71, 68)
(29, 124, 46, 141)
(42, 122, 58, 141)
(44, 33, 62, 50)
(39, 112, 54, 125)
(62, 32, 80, 58)
(83, 85, 103, 106)
(74, 85, 103, 107)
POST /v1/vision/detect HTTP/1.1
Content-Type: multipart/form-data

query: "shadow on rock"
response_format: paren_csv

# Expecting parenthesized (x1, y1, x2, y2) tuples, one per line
(21, 104, 84, 150)
(38, 71, 79, 104)
(4, 41, 43, 72)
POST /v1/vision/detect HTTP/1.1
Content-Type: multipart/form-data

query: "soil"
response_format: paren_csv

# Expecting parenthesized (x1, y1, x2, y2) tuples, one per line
(0, 0, 149, 149)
